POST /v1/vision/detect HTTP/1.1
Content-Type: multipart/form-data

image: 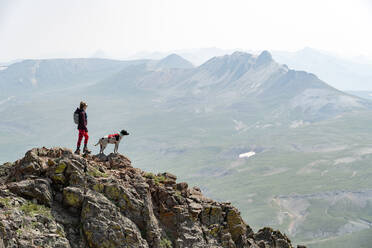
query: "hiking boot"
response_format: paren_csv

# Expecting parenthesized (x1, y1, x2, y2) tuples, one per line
(83, 146, 91, 154)
(74, 148, 80, 155)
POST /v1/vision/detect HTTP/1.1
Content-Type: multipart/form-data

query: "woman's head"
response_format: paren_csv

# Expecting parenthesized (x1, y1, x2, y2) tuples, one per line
(80, 101, 88, 110)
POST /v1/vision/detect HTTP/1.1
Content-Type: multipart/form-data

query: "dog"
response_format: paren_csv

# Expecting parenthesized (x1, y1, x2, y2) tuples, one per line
(94, 130, 129, 154)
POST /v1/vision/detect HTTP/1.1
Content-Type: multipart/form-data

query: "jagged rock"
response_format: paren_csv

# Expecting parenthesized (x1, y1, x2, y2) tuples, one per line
(63, 187, 84, 209)
(0, 147, 306, 248)
(277, 239, 291, 248)
(201, 204, 224, 226)
(106, 153, 132, 169)
(82, 190, 148, 248)
(176, 182, 188, 192)
(162, 172, 177, 182)
(8, 178, 53, 206)
(254, 227, 292, 248)
(0, 191, 70, 248)
(226, 207, 247, 243)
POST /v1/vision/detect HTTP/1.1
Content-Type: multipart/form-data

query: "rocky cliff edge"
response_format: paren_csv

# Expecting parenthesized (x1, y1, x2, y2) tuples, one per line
(0, 147, 306, 248)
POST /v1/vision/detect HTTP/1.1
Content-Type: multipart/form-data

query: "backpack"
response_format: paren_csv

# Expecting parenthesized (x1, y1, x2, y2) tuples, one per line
(73, 108, 80, 124)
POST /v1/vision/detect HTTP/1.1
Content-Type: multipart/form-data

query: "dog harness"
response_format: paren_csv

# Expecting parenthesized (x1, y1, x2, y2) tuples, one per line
(108, 134, 120, 141)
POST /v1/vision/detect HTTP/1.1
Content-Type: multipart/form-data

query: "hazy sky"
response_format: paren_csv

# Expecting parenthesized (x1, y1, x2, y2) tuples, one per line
(0, 0, 372, 61)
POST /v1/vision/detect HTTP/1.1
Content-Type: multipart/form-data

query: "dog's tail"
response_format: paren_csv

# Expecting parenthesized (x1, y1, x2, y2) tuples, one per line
(94, 139, 100, 146)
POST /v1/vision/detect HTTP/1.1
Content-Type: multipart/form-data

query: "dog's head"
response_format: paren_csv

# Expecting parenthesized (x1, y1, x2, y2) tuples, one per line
(120, 130, 130, 136)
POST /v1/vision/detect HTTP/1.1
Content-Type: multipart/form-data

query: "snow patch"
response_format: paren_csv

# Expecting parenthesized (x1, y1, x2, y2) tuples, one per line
(239, 151, 256, 159)
(290, 120, 309, 128)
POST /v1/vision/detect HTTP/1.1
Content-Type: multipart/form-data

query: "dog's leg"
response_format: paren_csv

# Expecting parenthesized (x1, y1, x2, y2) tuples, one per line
(114, 143, 118, 154)
(102, 143, 107, 154)
(99, 144, 103, 154)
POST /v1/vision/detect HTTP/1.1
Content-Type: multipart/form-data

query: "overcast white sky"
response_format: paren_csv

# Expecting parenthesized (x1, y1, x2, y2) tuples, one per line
(0, 0, 372, 62)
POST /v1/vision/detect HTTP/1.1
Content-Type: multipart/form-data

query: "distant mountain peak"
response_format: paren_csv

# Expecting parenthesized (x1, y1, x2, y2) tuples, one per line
(256, 50, 273, 65)
(230, 51, 253, 58)
(204, 50, 274, 66)
(200, 50, 275, 75)
(163, 53, 184, 59)
(155, 53, 194, 69)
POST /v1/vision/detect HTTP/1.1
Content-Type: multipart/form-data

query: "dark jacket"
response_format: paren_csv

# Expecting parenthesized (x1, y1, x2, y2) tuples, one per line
(77, 108, 88, 131)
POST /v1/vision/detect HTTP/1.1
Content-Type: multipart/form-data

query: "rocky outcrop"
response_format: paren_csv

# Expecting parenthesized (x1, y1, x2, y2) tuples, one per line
(0, 147, 306, 248)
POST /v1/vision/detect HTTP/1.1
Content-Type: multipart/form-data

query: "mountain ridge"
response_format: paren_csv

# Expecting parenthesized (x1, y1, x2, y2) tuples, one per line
(0, 147, 306, 248)
(0, 55, 194, 97)
(271, 47, 372, 91)
(85, 50, 370, 121)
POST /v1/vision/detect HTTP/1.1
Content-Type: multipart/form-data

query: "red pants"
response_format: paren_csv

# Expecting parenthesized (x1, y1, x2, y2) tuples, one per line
(77, 129, 89, 147)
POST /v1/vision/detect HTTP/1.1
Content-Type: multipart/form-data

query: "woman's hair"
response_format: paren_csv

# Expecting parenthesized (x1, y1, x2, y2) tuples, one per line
(80, 101, 87, 109)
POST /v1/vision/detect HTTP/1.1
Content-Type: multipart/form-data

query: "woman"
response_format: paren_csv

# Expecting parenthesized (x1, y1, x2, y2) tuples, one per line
(75, 101, 91, 155)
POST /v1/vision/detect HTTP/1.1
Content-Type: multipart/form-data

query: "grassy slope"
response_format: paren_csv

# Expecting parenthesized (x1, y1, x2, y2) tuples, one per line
(2, 88, 372, 247)
(305, 228, 372, 248)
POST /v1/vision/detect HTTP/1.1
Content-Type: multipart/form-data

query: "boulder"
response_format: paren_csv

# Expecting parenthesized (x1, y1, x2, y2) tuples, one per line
(8, 178, 52, 206)
(63, 187, 84, 209)
(176, 182, 188, 192)
(81, 191, 148, 248)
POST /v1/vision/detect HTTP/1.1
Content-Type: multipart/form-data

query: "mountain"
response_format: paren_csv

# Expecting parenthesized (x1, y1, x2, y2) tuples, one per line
(127, 47, 238, 66)
(88, 51, 370, 121)
(0, 55, 196, 98)
(130, 47, 372, 91)
(149, 54, 194, 70)
(0, 58, 146, 97)
(272, 47, 372, 91)
(0, 147, 305, 248)
(177, 47, 242, 66)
